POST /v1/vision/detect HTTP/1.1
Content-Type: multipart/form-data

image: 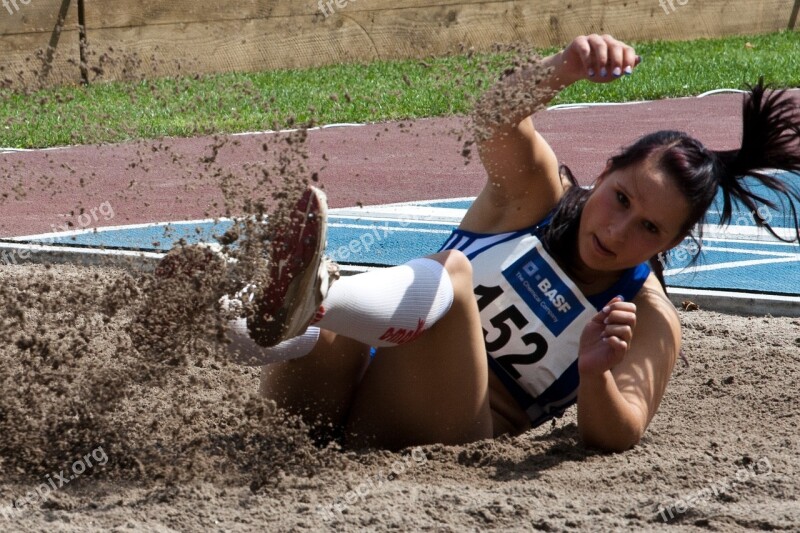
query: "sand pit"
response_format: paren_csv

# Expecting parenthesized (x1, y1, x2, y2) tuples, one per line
(1, 38, 798, 531)
(0, 264, 797, 531)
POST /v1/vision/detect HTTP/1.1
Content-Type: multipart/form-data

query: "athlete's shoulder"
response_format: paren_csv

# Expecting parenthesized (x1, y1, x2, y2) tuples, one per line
(632, 274, 681, 338)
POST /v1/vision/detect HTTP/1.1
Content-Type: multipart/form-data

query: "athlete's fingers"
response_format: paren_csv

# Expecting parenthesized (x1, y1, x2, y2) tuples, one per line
(604, 35, 625, 78)
(568, 35, 593, 73)
(585, 34, 608, 77)
(599, 34, 638, 77)
(566, 34, 638, 80)
(603, 335, 628, 357)
(602, 295, 625, 308)
(621, 44, 639, 75)
(600, 298, 636, 344)
(604, 308, 637, 328)
(603, 298, 636, 313)
(588, 307, 607, 328)
(605, 301, 637, 314)
(602, 324, 633, 343)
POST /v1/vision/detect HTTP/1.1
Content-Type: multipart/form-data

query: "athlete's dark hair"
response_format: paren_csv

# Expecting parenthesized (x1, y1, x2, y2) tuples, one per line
(543, 79, 800, 289)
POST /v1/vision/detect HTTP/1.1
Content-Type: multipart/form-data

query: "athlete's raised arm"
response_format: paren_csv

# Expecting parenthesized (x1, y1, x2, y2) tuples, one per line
(463, 35, 640, 233)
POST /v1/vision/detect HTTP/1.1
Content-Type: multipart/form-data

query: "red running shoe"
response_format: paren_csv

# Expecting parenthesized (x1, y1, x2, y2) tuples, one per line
(249, 186, 337, 347)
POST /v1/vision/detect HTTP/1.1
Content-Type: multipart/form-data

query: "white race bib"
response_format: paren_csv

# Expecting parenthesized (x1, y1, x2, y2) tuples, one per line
(470, 234, 596, 399)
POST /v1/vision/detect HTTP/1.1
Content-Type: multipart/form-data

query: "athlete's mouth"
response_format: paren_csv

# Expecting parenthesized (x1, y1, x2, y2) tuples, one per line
(592, 234, 615, 257)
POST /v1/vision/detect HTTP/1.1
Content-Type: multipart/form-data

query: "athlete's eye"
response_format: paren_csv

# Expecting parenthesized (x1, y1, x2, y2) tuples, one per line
(616, 191, 629, 207)
(643, 220, 659, 234)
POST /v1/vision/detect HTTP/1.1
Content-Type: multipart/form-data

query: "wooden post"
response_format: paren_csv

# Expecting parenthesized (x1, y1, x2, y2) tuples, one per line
(78, 0, 88, 84)
(39, 0, 72, 83)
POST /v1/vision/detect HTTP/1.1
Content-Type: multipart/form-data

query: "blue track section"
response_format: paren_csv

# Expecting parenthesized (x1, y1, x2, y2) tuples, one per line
(404, 199, 474, 210)
(664, 238, 799, 293)
(703, 173, 799, 228)
(18, 216, 453, 266)
(32, 221, 232, 251)
(326, 219, 451, 266)
(12, 173, 800, 296)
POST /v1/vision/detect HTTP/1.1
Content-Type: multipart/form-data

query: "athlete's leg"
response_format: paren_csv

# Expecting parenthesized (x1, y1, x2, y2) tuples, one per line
(250, 186, 454, 350)
(252, 186, 488, 445)
(259, 330, 371, 439)
(256, 255, 458, 438)
(344, 249, 493, 450)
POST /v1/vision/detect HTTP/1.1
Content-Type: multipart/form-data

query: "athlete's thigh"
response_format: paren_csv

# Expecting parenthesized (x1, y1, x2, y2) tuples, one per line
(344, 276, 493, 449)
(260, 329, 370, 430)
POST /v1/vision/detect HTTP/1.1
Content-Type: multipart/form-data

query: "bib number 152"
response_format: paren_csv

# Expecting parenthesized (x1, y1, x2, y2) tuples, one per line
(475, 285, 548, 379)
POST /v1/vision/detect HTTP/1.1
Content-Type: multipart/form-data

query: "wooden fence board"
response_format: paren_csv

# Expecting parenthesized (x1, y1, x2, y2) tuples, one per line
(82, 0, 465, 28)
(0, 0, 79, 89)
(0, 0, 78, 35)
(2, 0, 796, 88)
(83, 16, 378, 82)
(81, 0, 797, 39)
(84, 0, 797, 83)
(2, 29, 81, 88)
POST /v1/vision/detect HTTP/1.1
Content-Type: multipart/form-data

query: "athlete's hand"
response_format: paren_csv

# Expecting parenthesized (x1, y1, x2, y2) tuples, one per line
(578, 296, 637, 375)
(553, 34, 641, 85)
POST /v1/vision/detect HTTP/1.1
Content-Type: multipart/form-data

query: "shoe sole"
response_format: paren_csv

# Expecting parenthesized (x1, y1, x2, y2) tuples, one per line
(249, 186, 328, 347)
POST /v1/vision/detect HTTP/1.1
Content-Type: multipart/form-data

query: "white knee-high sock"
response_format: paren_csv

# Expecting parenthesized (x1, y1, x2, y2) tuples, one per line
(313, 257, 454, 347)
(225, 321, 320, 366)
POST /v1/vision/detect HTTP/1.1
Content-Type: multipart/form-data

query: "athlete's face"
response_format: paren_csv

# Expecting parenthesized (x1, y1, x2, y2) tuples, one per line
(578, 159, 690, 272)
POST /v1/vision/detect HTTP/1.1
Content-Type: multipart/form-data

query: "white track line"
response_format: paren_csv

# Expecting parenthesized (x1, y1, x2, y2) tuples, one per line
(7, 217, 235, 242)
(328, 223, 451, 234)
(698, 246, 799, 257)
(664, 255, 800, 276)
(1, 123, 370, 154)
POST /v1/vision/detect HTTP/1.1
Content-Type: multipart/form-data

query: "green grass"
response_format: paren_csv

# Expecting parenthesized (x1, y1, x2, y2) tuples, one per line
(556, 31, 800, 103)
(1, 31, 797, 149)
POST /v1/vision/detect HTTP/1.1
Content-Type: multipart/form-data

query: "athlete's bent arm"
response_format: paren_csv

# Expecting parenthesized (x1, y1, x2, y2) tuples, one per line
(576, 276, 681, 451)
(465, 35, 639, 233)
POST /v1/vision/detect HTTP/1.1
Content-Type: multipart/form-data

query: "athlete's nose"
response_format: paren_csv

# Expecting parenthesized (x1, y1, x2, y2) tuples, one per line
(605, 215, 631, 249)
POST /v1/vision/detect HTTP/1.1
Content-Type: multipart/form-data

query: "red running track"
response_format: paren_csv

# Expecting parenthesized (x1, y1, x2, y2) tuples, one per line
(1, 90, 795, 237)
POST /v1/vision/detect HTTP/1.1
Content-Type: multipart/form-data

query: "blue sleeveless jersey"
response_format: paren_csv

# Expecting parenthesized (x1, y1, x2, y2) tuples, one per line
(439, 217, 651, 427)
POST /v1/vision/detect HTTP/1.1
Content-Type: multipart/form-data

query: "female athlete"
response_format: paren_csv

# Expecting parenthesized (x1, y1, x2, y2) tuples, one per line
(206, 34, 800, 451)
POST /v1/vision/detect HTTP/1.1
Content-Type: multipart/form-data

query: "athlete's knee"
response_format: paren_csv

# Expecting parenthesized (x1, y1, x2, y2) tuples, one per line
(432, 250, 473, 297)
(431, 249, 471, 279)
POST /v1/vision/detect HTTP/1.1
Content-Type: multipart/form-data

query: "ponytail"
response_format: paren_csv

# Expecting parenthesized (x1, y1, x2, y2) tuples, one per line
(712, 78, 800, 241)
